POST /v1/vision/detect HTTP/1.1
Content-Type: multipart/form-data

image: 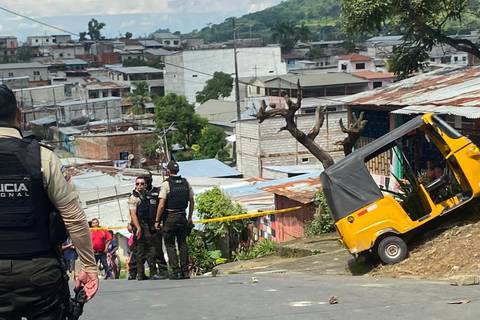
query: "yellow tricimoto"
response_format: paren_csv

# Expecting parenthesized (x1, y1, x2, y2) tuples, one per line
(321, 113, 480, 264)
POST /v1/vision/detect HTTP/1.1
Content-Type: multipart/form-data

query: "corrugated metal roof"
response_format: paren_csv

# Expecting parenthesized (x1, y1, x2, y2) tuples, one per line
(262, 175, 322, 204)
(264, 165, 323, 175)
(264, 73, 368, 88)
(392, 105, 480, 118)
(346, 66, 480, 118)
(30, 116, 56, 126)
(177, 159, 242, 178)
(0, 62, 47, 70)
(107, 66, 163, 74)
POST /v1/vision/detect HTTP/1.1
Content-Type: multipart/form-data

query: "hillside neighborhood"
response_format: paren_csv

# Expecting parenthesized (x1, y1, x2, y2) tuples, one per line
(3, 0, 480, 319)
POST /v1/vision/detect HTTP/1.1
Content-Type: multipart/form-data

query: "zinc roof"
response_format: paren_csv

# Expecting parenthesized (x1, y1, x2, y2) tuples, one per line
(346, 66, 480, 118)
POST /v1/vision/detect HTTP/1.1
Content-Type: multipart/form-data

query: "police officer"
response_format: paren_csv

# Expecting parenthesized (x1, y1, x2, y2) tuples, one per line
(128, 176, 163, 280)
(144, 175, 169, 279)
(0, 85, 98, 318)
(155, 160, 194, 280)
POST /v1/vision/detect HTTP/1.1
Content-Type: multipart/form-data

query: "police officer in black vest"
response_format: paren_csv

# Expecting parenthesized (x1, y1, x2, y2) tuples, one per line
(144, 175, 169, 278)
(155, 160, 194, 280)
(0, 85, 98, 318)
(128, 176, 166, 280)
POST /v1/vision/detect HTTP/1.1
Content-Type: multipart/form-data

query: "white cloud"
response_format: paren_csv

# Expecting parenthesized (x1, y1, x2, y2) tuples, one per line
(0, 0, 171, 17)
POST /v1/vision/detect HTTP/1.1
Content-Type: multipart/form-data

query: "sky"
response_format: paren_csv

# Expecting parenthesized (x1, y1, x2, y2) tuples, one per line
(0, 0, 283, 42)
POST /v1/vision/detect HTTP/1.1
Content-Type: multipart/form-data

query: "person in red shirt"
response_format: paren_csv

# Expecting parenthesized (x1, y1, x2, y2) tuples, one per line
(90, 218, 112, 279)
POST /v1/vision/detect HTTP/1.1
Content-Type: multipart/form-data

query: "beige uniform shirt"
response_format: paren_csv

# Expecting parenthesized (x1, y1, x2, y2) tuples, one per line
(0, 127, 97, 272)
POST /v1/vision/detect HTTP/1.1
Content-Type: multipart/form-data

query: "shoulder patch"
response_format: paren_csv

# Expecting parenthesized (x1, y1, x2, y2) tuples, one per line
(61, 165, 71, 182)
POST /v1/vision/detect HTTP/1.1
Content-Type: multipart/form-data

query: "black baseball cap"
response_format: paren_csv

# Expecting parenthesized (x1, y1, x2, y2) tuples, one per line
(166, 160, 179, 172)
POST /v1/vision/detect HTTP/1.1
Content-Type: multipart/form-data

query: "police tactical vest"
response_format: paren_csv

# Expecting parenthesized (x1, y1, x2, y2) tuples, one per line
(0, 137, 56, 258)
(132, 189, 157, 225)
(165, 176, 189, 212)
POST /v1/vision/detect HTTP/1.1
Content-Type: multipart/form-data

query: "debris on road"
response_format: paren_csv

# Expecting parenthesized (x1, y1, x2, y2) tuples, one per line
(251, 277, 259, 284)
(328, 296, 338, 304)
(447, 299, 471, 304)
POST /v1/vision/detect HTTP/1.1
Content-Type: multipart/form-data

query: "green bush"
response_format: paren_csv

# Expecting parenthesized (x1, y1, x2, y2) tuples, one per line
(234, 239, 278, 261)
(305, 191, 335, 237)
(187, 231, 227, 272)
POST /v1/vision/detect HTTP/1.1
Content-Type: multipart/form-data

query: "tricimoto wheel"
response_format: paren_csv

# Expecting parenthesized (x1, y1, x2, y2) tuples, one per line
(377, 236, 407, 265)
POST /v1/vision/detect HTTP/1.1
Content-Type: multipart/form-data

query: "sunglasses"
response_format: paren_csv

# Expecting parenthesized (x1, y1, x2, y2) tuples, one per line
(136, 182, 145, 186)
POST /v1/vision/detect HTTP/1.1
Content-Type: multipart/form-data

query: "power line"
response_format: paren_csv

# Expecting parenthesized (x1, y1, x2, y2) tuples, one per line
(0, 5, 80, 37)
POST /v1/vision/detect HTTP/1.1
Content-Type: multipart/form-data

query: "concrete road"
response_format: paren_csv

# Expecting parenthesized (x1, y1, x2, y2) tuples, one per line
(83, 274, 480, 320)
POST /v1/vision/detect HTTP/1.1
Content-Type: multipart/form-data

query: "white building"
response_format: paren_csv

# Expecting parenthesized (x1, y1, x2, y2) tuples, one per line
(107, 66, 164, 95)
(152, 32, 181, 49)
(56, 96, 122, 125)
(338, 54, 375, 73)
(0, 62, 48, 82)
(165, 46, 287, 104)
(27, 35, 72, 47)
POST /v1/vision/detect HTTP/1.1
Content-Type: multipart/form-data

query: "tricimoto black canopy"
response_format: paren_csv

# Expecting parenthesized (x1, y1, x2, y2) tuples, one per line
(320, 115, 425, 222)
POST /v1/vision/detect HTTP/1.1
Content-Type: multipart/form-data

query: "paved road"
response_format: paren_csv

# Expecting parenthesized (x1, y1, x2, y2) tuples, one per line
(83, 273, 480, 320)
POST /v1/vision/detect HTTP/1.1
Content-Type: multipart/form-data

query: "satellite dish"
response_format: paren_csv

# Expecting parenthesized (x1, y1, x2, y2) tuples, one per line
(140, 158, 147, 164)
(127, 127, 134, 132)
(127, 154, 135, 161)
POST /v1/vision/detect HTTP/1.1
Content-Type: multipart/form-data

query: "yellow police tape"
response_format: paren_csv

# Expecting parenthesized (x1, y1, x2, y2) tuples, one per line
(90, 206, 303, 231)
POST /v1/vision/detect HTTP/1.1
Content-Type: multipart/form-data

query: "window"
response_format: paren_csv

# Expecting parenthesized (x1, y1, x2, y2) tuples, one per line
(341, 64, 347, 71)
(454, 56, 459, 62)
(164, 40, 170, 45)
(59, 53, 63, 58)
(373, 81, 383, 89)
(268, 70, 274, 73)
(33, 71, 40, 76)
(256, 86, 260, 95)
(123, 74, 128, 81)
(46, 39, 49, 42)
(35, 39, 38, 43)
(463, 56, 467, 62)
(173, 40, 179, 45)
(355, 63, 366, 70)
(301, 157, 310, 164)
(192, 74, 198, 77)
(8, 72, 13, 77)
(430, 58, 435, 62)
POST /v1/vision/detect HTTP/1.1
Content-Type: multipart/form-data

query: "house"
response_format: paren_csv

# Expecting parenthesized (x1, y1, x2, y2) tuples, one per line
(27, 35, 72, 47)
(15, 84, 66, 108)
(0, 76, 29, 89)
(0, 62, 48, 82)
(74, 129, 155, 163)
(137, 39, 163, 49)
(338, 54, 375, 73)
(344, 65, 480, 176)
(152, 32, 181, 49)
(351, 71, 396, 89)
(55, 96, 122, 125)
(144, 48, 175, 62)
(80, 78, 130, 99)
(0, 36, 18, 58)
(164, 47, 287, 104)
(107, 66, 164, 95)
(49, 44, 85, 60)
(235, 111, 347, 178)
(261, 173, 322, 243)
(195, 99, 244, 132)
(365, 35, 403, 59)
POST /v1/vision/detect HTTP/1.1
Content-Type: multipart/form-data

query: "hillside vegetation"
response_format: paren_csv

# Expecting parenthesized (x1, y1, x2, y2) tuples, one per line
(185, 0, 480, 44)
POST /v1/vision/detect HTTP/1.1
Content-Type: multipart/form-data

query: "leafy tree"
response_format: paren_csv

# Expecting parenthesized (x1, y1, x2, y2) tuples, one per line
(195, 72, 233, 103)
(341, 0, 480, 78)
(87, 18, 106, 41)
(295, 22, 312, 42)
(271, 21, 298, 52)
(79, 32, 87, 41)
(198, 126, 228, 160)
(154, 93, 207, 148)
(125, 32, 133, 39)
(128, 81, 151, 115)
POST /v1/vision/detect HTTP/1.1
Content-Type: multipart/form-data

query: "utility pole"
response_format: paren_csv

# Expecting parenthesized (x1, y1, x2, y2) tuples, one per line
(233, 18, 241, 121)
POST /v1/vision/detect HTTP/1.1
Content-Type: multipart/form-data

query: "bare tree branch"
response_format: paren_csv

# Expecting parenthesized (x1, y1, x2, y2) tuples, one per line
(255, 82, 335, 169)
(336, 112, 368, 156)
(307, 106, 326, 140)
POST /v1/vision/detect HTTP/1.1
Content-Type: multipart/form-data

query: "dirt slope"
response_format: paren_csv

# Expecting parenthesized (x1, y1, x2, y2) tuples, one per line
(372, 202, 480, 280)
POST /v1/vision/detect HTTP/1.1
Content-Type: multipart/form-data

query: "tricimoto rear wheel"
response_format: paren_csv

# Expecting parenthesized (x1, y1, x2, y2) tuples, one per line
(377, 236, 407, 265)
